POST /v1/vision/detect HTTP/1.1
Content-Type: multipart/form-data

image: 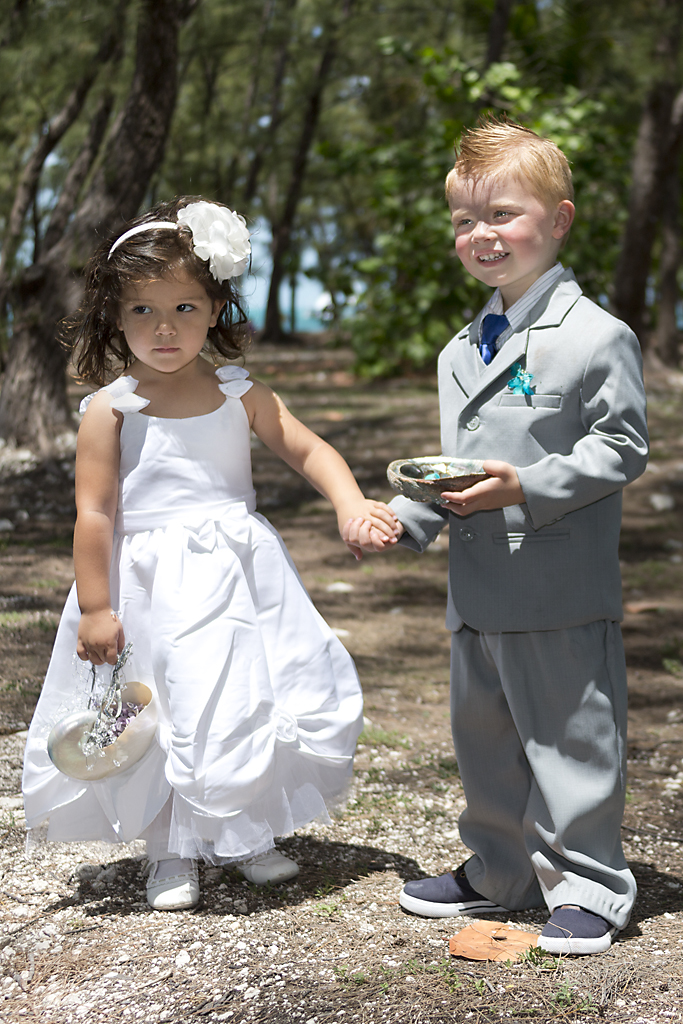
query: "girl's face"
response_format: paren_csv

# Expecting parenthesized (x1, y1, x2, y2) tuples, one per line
(116, 270, 224, 375)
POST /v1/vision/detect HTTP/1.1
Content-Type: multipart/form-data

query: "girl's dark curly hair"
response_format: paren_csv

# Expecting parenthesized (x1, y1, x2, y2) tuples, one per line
(64, 197, 250, 386)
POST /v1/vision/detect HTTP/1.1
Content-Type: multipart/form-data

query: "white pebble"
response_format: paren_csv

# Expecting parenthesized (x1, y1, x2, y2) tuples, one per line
(650, 493, 675, 512)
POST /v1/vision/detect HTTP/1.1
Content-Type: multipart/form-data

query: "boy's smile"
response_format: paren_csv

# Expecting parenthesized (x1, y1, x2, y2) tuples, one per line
(449, 178, 574, 308)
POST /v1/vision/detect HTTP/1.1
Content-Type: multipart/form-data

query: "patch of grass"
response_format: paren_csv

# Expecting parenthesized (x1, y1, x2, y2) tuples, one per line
(663, 657, 683, 677)
(312, 899, 342, 917)
(409, 752, 460, 781)
(64, 913, 88, 932)
(312, 877, 339, 899)
(551, 981, 597, 1014)
(0, 611, 30, 628)
(397, 959, 463, 995)
(358, 726, 410, 749)
(366, 815, 384, 836)
(427, 960, 463, 994)
(33, 578, 60, 589)
(243, 879, 287, 898)
(1, 678, 40, 697)
(623, 559, 676, 590)
(436, 756, 459, 778)
(423, 806, 442, 822)
(518, 945, 557, 970)
(0, 610, 57, 631)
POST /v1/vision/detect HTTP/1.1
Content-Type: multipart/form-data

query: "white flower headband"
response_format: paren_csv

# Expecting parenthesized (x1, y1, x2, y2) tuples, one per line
(108, 201, 251, 282)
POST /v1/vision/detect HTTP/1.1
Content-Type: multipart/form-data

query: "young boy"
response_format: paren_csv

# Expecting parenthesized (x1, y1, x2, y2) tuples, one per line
(345, 118, 648, 955)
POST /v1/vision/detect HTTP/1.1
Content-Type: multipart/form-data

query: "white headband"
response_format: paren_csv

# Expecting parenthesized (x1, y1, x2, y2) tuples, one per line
(108, 221, 177, 255)
(107, 202, 251, 282)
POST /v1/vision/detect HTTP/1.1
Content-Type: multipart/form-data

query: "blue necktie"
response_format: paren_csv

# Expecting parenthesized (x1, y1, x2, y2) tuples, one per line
(479, 313, 509, 365)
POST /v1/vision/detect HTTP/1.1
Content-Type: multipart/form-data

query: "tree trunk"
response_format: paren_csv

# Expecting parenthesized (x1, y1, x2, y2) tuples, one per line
(42, 91, 115, 253)
(0, 268, 77, 450)
(0, 0, 197, 452)
(612, 82, 680, 342)
(654, 195, 682, 365)
(224, 0, 276, 200)
(262, 0, 352, 342)
(0, 21, 120, 281)
(69, 0, 196, 258)
(654, 99, 683, 365)
(243, 0, 297, 206)
(612, 0, 683, 345)
(485, 0, 515, 66)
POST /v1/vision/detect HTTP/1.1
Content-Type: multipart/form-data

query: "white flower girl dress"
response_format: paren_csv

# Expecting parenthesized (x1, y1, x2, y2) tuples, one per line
(22, 367, 363, 862)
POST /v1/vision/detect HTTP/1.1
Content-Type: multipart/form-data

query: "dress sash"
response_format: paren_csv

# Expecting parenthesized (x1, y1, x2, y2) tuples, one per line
(115, 493, 257, 534)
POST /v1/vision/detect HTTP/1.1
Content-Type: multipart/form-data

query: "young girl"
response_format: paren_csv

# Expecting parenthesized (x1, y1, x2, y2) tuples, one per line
(22, 197, 398, 911)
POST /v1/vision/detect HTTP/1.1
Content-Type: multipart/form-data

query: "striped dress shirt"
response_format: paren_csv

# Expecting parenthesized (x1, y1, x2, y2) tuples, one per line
(477, 262, 566, 354)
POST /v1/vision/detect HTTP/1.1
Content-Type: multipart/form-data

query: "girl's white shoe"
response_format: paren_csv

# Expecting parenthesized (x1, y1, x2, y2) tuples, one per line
(237, 849, 299, 885)
(146, 858, 199, 910)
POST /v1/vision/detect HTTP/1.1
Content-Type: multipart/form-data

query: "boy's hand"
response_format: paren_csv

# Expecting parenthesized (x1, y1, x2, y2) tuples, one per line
(442, 460, 524, 515)
(339, 501, 403, 560)
(77, 610, 125, 666)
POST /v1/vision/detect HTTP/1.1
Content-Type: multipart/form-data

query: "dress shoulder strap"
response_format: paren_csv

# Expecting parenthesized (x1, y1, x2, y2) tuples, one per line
(215, 365, 253, 398)
(79, 376, 150, 415)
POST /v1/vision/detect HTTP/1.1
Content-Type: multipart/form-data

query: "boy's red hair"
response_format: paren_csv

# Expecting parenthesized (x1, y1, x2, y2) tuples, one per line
(446, 117, 574, 210)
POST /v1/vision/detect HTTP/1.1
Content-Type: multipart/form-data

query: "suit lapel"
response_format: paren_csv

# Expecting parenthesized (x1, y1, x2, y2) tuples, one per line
(450, 269, 583, 405)
(449, 314, 483, 398)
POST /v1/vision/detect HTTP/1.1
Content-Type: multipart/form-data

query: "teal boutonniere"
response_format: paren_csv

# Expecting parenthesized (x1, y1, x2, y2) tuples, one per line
(507, 363, 535, 396)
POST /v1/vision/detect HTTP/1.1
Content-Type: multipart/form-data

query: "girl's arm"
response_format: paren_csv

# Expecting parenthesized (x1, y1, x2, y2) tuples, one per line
(73, 393, 125, 665)
(242, 381, 399, 556)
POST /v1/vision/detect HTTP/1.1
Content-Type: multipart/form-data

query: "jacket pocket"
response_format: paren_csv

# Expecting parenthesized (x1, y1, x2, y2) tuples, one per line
(498, 393, 562, 409)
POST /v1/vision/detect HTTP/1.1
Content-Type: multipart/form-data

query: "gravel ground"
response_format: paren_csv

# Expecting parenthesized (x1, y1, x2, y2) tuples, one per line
(0, 341, 682, 1023)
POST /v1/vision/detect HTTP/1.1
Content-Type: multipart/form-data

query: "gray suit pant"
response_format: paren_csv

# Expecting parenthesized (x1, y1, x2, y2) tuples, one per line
(450, 620, 636, 929)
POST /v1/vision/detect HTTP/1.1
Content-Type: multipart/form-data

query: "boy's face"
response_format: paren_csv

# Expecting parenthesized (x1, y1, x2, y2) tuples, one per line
(449, 175, 574, 308)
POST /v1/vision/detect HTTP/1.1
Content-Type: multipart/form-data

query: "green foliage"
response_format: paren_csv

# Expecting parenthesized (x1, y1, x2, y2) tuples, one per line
(0, 0, 677, 380)
(518, 944, 558, 969)
(435, 755, 459, 778)
(317, 42, 637, 376)
(551, 980, 597, 1013)
(359, 725, 410, 749)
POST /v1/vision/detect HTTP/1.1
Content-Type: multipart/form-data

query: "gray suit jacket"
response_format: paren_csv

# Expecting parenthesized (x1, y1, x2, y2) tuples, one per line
(391, 269, 649, 632)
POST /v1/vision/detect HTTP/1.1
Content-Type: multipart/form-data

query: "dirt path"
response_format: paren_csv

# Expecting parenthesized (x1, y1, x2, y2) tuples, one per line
(0, 342, 681, 1023)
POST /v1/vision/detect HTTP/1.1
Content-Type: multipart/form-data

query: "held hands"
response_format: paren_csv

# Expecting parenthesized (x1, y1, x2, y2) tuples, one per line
(441, 459, 524, 515)
(339, 499, 401, 560)
(77, 609, 125, 666)
(340, 462, 523, 556)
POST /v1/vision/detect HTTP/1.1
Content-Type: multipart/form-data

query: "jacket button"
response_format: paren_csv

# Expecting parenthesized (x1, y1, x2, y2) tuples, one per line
(459, 528, 475, 542)
(466, 415, 480, 431)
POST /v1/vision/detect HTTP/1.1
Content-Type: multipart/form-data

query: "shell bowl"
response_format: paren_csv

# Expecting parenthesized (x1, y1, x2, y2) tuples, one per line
(387, 456, 489, 506)
(47, 681, 157, 781)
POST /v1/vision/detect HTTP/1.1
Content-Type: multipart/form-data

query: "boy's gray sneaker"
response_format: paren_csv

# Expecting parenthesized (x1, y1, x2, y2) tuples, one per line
(399, 862, 507, 918)
(538, 907, 616, 955)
